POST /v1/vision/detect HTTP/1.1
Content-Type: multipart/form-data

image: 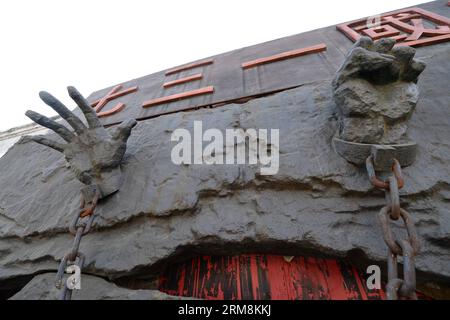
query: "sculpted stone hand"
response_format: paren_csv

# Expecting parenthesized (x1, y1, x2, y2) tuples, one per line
(332, 36, 426, 144)
(24, 86, 137, 198)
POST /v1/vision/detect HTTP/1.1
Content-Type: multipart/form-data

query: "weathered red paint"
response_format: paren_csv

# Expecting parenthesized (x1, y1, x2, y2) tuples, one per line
(159, 254, 429, 300)
(159, 255, 383, 300)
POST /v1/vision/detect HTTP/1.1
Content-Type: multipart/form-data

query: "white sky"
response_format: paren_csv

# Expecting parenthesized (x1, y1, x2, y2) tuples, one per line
(0, 0, 426, 131)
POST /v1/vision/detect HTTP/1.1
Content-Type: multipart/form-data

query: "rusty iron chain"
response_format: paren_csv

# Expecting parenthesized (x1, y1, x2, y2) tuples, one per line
(366, 155, 420, 300)
(366, 155, 404, 191)
(55, 186, 100, 300)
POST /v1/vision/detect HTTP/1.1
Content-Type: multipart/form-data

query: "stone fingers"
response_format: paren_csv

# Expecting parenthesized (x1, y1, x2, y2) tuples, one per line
(25, 110, 75, 142)
(67, 86, 102, 129)
(112, 118, 137, 143)
(39, 91, 86, 134)
(23, 135, 65, 152)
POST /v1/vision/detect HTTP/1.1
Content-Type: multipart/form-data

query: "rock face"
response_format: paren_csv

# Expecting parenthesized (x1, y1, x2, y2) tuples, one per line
(1, 3, 450, 300)
(10, 273, 186, 300)
(332, 37, 426, 144)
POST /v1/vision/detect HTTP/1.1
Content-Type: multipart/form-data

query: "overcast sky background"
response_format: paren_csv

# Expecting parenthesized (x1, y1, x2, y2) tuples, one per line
(0, 0, 426, 131)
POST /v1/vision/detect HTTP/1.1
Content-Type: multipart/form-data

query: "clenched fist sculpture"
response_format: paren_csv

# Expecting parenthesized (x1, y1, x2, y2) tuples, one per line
(332, 36, 426, 144)
(24, 87, 137, 198)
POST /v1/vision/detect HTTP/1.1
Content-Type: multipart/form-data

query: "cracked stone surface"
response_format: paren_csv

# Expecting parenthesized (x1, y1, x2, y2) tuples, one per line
(332, 37, 426, 144)
(10, 273, 189, 300)
(1, 7, 450, 299)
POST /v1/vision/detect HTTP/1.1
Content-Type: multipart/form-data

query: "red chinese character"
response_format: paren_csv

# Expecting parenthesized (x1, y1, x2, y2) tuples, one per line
(142, 60, 215, 108)
(91, 84, 138, 118)
(337, 8, 450, 47)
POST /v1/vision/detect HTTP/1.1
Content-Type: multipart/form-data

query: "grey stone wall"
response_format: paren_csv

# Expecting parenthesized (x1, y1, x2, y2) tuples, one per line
(1, 0, 450, 300)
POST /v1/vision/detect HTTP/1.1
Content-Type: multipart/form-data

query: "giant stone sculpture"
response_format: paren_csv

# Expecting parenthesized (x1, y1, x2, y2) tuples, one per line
(24, 87, 137, 198)
(331, 37, 426, 170)
(332, 36, 426, 145)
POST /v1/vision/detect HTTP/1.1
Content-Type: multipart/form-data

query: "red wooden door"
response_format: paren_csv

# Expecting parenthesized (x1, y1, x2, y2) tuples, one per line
(159, 254, 386, 300)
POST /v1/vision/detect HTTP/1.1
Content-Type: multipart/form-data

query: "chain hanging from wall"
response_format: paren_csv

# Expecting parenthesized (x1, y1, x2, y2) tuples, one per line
(366, 156, 420, 299)
(331, 36, 426, 300)
(55, 186, 99, 299)
(23, 86, 137, 300)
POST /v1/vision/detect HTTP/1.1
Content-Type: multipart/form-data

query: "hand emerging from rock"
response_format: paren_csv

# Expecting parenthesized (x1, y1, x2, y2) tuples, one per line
(332, 36, 426, 144)
(24, 87, 137, 198)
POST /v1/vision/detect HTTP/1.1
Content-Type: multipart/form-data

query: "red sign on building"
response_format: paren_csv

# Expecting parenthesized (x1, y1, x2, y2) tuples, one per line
(337, 7, 450, 47)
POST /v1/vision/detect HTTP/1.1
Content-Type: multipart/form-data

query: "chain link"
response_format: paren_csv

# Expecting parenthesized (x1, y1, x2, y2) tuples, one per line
(55, 186, 99, 300)
(366, 155, 420, 300)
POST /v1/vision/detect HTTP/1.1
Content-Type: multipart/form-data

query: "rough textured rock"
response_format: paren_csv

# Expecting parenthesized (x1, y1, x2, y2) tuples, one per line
(1, 3, 450, 300)
(332, 37, 426, 144)
(10, 273, 189, 300)
(1, 60, 450, 292)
